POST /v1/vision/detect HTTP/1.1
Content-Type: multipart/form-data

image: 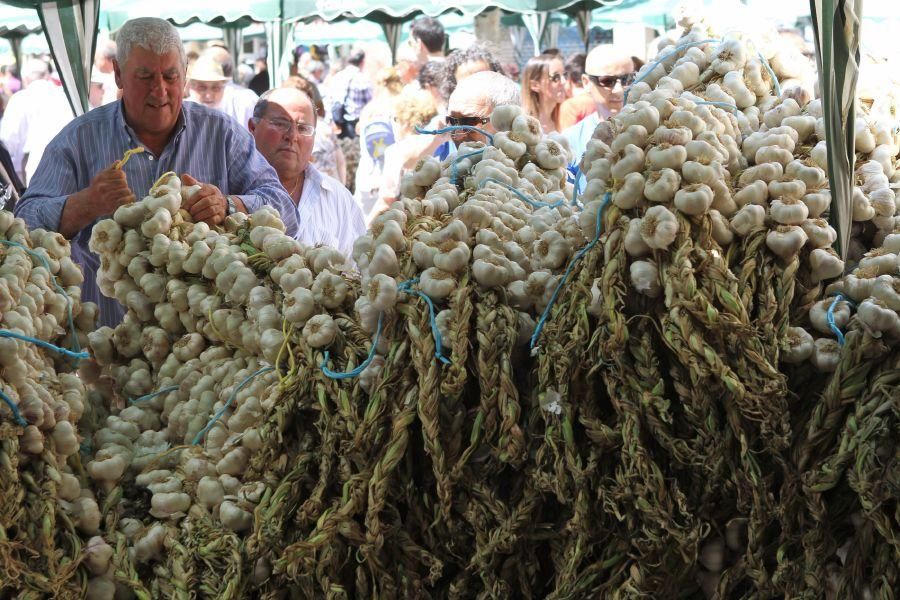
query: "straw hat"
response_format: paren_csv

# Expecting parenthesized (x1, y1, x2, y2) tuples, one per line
(188, 56, 229, 82)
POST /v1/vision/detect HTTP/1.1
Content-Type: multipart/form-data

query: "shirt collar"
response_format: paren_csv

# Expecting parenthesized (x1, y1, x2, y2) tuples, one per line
(114, 99, 188, 152)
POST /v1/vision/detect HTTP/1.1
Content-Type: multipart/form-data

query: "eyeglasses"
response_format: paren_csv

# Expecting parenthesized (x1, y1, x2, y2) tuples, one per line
(264, 116, 316, 137)
(547, 72, 566, 83)
(446, 115, 489, 128)
(588, 73, 636, 89)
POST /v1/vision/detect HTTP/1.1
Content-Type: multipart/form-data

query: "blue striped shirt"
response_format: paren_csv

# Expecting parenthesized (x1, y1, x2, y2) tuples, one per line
(14, 100, 297, 328)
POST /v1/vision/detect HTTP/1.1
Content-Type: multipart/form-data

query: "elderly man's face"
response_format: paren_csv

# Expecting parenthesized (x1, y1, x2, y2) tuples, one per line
(114, 46, 184, 140)
(189, 79, 226, 108)
(447, 98, 496, 145)
(250, 94, 316, 184)
(583, 57, 635, 116)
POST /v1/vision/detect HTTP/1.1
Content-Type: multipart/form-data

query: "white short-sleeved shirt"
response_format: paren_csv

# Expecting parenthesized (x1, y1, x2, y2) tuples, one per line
(294, 163, 367, 259)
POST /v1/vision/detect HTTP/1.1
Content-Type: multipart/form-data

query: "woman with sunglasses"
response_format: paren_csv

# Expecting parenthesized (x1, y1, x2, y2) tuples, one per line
(521, 53, 568, 134)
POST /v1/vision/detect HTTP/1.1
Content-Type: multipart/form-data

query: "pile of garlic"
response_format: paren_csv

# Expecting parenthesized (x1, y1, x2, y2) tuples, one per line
(577, 26, 900, 374)
(0, 210, 112, 596)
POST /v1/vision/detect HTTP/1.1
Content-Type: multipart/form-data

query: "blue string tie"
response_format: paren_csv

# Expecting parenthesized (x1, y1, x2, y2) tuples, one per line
(130, 385, 180, 404)
(530, 192, 611, 353)
(826, 293, 855, 347)
(415, 125, 494, 145)
(757, 51, 782, 97)
(0, 387, 27, 426)
(450, 149, 484, 185)
(477, 177, 565, 210)
(320, 312, 385, 379)
(0, 330, 90, 361)
(0, 239, 81, 353)
(398, 278, 451, 365)
(192, 366, 275, 445)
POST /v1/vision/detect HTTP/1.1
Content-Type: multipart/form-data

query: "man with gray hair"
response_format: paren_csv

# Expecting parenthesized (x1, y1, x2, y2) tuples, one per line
(433, 69, 520, 160)
(15, 17, 294, 328)
(0, 57, 72, 183)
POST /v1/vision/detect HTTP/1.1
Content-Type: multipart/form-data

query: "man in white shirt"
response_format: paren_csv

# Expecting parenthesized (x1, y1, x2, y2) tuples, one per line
(249, 87, 365, 259)
(202, 46, 258, 129)
(563, 47, 639, 168)
(94, 40, 119, 105)
(0, 58, 73, 184)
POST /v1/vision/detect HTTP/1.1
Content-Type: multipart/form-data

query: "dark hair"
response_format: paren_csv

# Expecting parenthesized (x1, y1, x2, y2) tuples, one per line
(347, 49, 365, 67)
(565, 52, 586, 85)
(440, 43, 502, 100)
(417, 60, 443, 90)
(410, 17, 445, 54)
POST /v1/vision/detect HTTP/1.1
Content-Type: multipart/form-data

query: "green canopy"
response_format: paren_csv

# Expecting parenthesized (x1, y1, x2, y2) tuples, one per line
(0, 4, 41, 71)
(2, 0, 99, 117)
(810, 0, 862, 260)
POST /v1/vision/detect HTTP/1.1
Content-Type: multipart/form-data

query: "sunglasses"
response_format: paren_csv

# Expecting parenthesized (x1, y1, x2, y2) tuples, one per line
(547, 72, 566, 83)
(264, 117, 316, 137)
(447, 115, 489, 128)
(588, 73, 636, 89)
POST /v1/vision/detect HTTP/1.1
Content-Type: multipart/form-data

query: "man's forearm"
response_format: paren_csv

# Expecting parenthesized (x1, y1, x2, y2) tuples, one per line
(59, 190, 99, 239)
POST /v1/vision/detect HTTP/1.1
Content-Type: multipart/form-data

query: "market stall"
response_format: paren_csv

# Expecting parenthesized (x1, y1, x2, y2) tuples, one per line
(0, 1, 898, 598)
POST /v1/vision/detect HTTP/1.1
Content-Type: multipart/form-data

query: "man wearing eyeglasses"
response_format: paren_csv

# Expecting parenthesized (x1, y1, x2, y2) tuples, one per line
(249, 87, 365, 259)
(433, 70, 521, 161)
(562, 47, 641, 167)
(14, 18, 294, 328)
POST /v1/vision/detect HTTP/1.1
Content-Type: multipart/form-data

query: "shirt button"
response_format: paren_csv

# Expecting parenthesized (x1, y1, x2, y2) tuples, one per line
(148, 155, 154, 161)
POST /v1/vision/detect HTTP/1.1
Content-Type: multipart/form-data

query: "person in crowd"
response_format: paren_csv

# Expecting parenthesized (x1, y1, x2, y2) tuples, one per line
(563, 47, 639, 166)
(202, 45, 259, 128)
(14, 17, 293, 328)
(93, 40, 119, 105)
(328, 49, 373, 139)
(440, 43, 503, 101)
(395, 43, 422, 90)
(354, 67, 403, 216)
(521, 52, 568, 134)
(249, 87, 365, 258)
(418, 60, 446, 117)
(559, 52, 596, 130)
(248, 53, 270, 96)
(0, 64, 21, 97)
(185, 56, 230, 111)
(0, 58, 72, 185)
(282, 75, 346, 184)
(89, 67, 106, 109)
(435, 69, 520, 158)
(373, 89, 438, 221)
(0, 139, 25, 212)
(410, 16, 446, 63)
(304, 60, 326, 86)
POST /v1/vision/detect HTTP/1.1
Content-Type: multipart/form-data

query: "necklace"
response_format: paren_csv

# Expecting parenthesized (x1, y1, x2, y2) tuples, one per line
(286, 176, 303, 203)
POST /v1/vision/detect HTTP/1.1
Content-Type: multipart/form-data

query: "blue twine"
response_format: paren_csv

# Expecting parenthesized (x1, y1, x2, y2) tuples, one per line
(0, 387, 26, 426)
(398, 278, 451, 365)
(451, 149, 484, 184)
(530, 192, 611, 353)
(415, 125, 494, 145)
(0, 330, 89, 361)
(826, 293, 854, 347)
(694, 100, 739, 113)
(757, 51, 782, 97)
(321, 313, 385, 379)
(192, 366, 275, 445)
(0, 239, 80, 352)
(624, 38, 722, 105)
(477, 177, 565, 210)
(130, 385, 180, 404)
(571, 169, 584, 208)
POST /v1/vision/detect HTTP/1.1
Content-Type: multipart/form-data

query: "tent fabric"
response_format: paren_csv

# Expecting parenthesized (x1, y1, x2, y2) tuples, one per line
(810, 0, 862, 260)
(40, 0, 98, 117)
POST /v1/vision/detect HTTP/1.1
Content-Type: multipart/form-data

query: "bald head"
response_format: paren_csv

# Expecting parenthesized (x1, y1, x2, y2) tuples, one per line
(584, 46, 635, 78)
(202, 45, 234, 78)
(582, 46, 637, 118)
(250, 86, 317, 187)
